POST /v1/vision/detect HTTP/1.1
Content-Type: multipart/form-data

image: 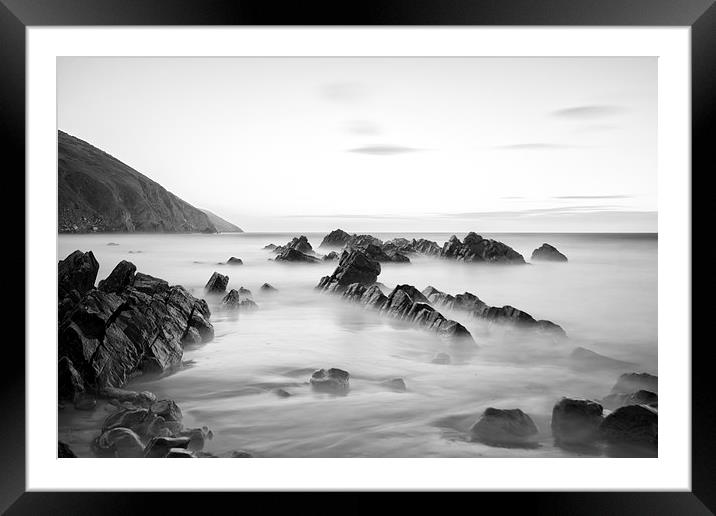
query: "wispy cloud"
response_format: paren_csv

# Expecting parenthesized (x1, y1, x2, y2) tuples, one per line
(552, 105, 625, 119)
(493, 143, 577, 150)
(348, 144, 422, 155)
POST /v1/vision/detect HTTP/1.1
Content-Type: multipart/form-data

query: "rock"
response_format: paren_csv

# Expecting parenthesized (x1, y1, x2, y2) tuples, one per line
(58, 441, 77, 458)
(359, 285, 388, 309)
(275, 235, 315, 255)
(275, 248, 321, 263)
(58, 356, 85, 401)
(94, 428, 145, 458)
(274, 388, 292, 398)
(98, 260, 136, 293)
(144, 436, 192, 458)
(390, 253, 410, 263)
(178, 427, 211, 451)
(470, 408, 539, 447)
(205, 272, 229, 294)
(440, 233, 525, 264)
(611, 373, 658, 394)
(222, 288, 258, 310)
(600, 405, 657, 448)
(231, 450, 253, 458)
(107, 242, 119, 246)
(99, 387, 157, 407)
(310, 368, 350, 394)
(58, 250, 99, 299)
(412, 238, 441, 255)
(167, 448, 196, 458)
(380, 378, 406, 392)
(102, 408, 166, 438)
(601, 390, 658, 410)
(323, 251, 340, 261)
(317, 250, 381, 291)
(150, 399, 182, 422)
(263, 243, 277, 251)
(531, 243, 568, 262)
(260, 283, 277, 292)
(347, 234, 383, 249)
(226, 257, 243, 265)
(320, 229, 353, 248)
(181, 326, 202, 346)
(568, 347, 634, 370)
(551, 398, 603, 445)
(74, 394, 97, 411)
(358, 243, 393, 262)
(431, 352, 451, 365)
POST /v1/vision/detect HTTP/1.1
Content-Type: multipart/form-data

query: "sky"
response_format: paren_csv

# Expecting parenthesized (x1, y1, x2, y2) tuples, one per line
(57, 57, 657, 233)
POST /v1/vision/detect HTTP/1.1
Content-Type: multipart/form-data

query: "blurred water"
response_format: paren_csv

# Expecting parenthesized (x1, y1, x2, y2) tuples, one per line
(58, 232, 657, 457)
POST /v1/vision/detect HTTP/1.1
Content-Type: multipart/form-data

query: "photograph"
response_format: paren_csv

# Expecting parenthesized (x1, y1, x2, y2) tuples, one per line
(55, 56, 659, 460)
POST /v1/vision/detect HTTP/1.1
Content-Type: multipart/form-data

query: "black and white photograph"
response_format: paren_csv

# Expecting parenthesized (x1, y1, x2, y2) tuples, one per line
(55, 56, 659, 460)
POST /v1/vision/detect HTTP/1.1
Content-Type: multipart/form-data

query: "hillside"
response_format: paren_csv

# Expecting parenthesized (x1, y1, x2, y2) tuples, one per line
(201, 209, 243, 233)
(58, 130, 219, 233)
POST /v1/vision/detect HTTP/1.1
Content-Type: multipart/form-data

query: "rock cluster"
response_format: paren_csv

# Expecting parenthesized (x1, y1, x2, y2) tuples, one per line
(274, 248, 321, 263)
(58, 251, 214, 396)
(205, 272, 229, 294)
(470, 408, 539, 447)
(317, 250, 382, 291)
(422, 285, 565, 336)
(273, 235, 316, 255)
(310, 368, 350, 395)
(222, 287, 258, 310)
(531, 243, 568, 262)
(440, 232, 525, 264)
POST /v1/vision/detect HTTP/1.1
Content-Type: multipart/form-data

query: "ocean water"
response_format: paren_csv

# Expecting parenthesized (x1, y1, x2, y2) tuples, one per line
(58, 232, 657, 457)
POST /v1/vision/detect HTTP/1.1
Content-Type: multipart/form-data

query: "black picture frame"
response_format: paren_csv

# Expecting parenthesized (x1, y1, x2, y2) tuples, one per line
(2, 1, 712, 513)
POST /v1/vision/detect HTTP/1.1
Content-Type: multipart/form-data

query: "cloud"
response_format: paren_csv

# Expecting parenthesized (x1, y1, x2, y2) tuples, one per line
(348, 144, 422, 155)
(552, 105, 625, 119)
(553, 195, 631, 200)
(320, 82, 367, 103)
(344, 120, 381, 135)
(493, 143, 577, 150)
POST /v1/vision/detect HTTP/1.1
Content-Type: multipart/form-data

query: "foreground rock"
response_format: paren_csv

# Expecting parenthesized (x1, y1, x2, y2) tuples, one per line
(531, 243, 568, 262)
(274, 248, 321, 263)
(551, 398, 604, 446)
(205, 271, 229, 294)
(310, 368, 350, 394)
(59, 253, 214, 392)
(470, 408, 539, 447)
(423, 285, 565, 336)
(98, 260, 137, 294)
(441, 232, 525, 264)
(58, 250, 99, 301)
(611, 372, 658, 394)
(600, 405, 657, 448)
(317, 250, 381, 292)
(601, 390, 658, 410)
(222, 287, 258, 310)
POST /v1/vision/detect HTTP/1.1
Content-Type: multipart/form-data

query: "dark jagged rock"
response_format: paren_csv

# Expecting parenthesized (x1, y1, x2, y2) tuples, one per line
(150, 399, 182, 423)
(359, 285, 388, 309)
(58, 130, 217, 233)
(144, 436, 192, 458)
(205, 272, 228, 294)
(611, 373, 658, 394)
(319, 229, 353, 248)
(602, 390, 658, 410)
(440, 232, 525, 264)
(274, 235, 315, 255)
(412, 238, 441, 255)
(58, 441, 77, 458)
(317, 250, 381, 292)
(98, 260, 137, 293)
(260, 283, 277, 292)
(101, 406, 179, 439)
(390, 253, 410, 263)
(323, 251, 340, 261)
(600, 405, 657, 448)
(380, 378, 407, 392)
(58, 250, 99, 299)
(226, 257, 243, 265)
(310, 368, 350, 394)
(58, 356, 85, 401)
(470, 408, 539, 447)
(59, 255, 214, 392)
(222, 288, 258, 309)
(423, 285, 565, 336)
(569, 347, 634, 370)
(431, 352, 451, 364)
(551, 398, 604, 445)
(274, 248, 321, 263)
(347, 234, 383, 249)
(531, 243, 568, 262)
(93, 428, 145, 458)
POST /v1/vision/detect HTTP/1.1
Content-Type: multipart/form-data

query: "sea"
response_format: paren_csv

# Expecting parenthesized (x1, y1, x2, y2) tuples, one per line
(58, 232, 657, 458)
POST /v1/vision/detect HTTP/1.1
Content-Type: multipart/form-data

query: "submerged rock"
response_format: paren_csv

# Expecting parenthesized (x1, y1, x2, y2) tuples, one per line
(222, 288, 258, 310)
(310, 368, 350, 394)
(600, 404, 657, 448)
(531, 243, 568, 262)
(568, 347, 634, 370)
(551, 398, 603, 445)
(602, 390, 658, 410)
(611, 373, 658, 394)
(274, 248, 321, 263)
(205, 271, 229, 294)
(440, 232, 525, 264)
(431, 352, 451, 365)
(380, 378, 407, 392)
(226, 257, 243, 265)
(470, 408, 539, 447)
(260, 283, 277, 292)
(263, 243, 277, 251)
(319, 229, 353, 248)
